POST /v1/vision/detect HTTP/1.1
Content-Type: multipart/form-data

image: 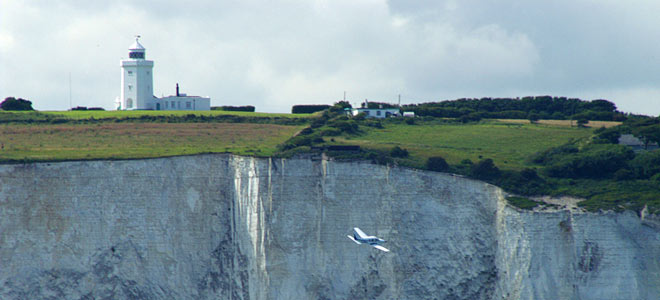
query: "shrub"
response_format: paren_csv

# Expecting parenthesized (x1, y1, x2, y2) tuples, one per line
(592, 128, 621, 144)
(329, 120, 358, 134)
(544, 144, 634, 178)
(506, 196, 539, 209)
(471, 158, 500, 179)
(390, 146, 409, 158)
(364, 120, 383, 128)
(498, 169, 549, 195)
(292, 105, 331, 114)
(614, 169, 634, 181)
(212, 105, 255, 112)
(530, 144, 579, 165)
(298, 127, 314, 135)
(427, 156, 449, 172)
(319, 127, 341, 136)
(629, 150, 660, 179)
(520, 168, 539, 180)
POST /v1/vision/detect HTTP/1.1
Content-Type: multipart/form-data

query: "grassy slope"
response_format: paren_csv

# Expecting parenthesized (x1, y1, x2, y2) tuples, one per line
(327, 118, 658, 212)
(337, 120, 593, 171)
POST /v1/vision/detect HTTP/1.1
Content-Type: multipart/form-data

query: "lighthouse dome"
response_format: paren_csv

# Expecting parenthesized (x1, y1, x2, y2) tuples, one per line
(128, 36, 146, 59)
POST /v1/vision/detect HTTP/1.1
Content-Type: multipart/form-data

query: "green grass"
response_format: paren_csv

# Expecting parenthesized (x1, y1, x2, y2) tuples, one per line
(40, 110, 315, 119)
(0, 110, 315, 124)
(506, 196, 540, 209)
(336, 119, 593, 171)
(0, 122, 305, 162)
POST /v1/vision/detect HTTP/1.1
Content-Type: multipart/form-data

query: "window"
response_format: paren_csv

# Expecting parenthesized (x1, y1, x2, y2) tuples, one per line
(165, 102, 168, 109)
(126, 98, 133, 108)
(376, 111, 381, 116)
(186, 102, 191, 109)
(127, 71, 133, 76)
(171, 101, 175, 109)
(129, 52, 144, 59)
(128, 84, 132, 91)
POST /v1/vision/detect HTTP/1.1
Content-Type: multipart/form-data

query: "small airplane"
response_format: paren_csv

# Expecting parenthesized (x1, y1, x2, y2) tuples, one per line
(347, 227, 390, 252)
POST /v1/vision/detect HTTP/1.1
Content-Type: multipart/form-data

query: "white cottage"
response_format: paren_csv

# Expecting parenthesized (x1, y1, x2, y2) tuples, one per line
(351, 100, 400, 118)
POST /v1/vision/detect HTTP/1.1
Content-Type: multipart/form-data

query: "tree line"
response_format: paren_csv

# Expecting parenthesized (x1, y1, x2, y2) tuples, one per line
(401, 96, 629, 121)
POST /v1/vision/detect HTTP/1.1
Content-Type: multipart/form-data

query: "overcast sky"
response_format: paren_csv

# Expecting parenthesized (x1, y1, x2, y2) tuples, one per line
(2, 0, 660, 115)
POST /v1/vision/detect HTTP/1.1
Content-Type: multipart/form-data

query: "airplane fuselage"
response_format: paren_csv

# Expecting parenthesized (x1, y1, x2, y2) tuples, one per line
(353, 232, 385, 246)
(348, 227, 389, 252)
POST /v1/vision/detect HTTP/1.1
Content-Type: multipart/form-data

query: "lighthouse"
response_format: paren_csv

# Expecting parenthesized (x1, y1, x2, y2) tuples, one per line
(116, 36, 210, 110)
(119, 35, 154, 110)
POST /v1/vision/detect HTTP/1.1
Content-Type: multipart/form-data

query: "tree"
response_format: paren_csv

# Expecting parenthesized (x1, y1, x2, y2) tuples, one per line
(632, 125, 660, 149)
(577, 118, 589, 127)
(586, 99, 617, 112)
(1, 97, 34, 111)
(528, 112, 540, 124)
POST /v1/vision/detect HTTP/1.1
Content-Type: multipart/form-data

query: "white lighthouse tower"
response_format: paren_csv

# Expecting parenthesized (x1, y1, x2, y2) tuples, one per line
(119, 35, 154, 110)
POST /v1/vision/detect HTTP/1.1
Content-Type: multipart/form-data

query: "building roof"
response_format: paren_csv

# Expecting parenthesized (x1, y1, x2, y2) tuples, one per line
(129, 36, 145, 51)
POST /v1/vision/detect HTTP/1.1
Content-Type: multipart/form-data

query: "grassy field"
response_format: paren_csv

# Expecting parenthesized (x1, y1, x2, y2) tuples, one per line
(335, 119, 594, 171)
(0, 122, 305, 162)
(38, 110, 314, 119)
(496, 119, 622, 128)
(0, 110, 315, 124)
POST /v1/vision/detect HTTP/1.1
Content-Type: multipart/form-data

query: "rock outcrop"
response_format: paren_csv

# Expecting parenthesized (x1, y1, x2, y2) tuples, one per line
(0, 154, 658, 299)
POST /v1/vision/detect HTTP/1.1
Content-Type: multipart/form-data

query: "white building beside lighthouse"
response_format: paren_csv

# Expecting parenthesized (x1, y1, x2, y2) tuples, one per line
(117, 36, 210, 111)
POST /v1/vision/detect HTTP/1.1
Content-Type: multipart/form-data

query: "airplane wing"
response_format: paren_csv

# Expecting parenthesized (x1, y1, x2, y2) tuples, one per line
(353, 227, 369, 239)
(373, 245, 390, 252)
(347, 235, 362, 244)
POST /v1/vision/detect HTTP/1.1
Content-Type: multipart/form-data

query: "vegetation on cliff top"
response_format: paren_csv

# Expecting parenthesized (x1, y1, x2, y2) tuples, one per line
(275, 101, 660, 213)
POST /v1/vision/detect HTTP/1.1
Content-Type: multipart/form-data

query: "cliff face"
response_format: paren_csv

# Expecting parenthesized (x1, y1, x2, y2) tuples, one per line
(0, 155, 658, 299)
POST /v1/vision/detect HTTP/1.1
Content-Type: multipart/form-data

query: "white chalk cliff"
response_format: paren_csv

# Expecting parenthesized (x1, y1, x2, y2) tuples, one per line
(1, 154, 659, 299)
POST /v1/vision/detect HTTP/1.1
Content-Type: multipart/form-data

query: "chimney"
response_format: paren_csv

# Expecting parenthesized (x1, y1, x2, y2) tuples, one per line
(176, 83, 180, 97)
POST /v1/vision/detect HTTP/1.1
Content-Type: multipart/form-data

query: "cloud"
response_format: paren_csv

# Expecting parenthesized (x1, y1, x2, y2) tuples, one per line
(1, 0, 659, 115)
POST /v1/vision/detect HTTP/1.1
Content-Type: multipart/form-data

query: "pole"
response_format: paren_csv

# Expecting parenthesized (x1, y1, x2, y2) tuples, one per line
(69, 72, 72, 109)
